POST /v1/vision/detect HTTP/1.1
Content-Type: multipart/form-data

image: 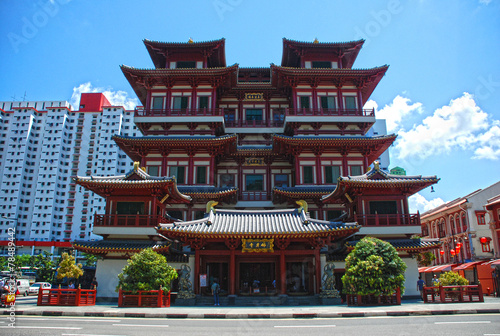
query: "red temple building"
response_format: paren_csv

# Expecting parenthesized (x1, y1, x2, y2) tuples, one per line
(74, 38, 440, 303)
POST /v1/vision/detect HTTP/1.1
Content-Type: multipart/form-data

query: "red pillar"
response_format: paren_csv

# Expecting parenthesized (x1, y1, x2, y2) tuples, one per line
(342, 154, 348, 176)
(337, 87, 344, 112)
(229, 249, 236, 295)
(315, 249, 321, 294)
(280, 250, 286, 295)
(295, 157, 301, 185)
(357, 87, 363, 113)
(188, 154, 194, 185)
(194, 249, 200, 294)
(209, 155, 215, 185)
(315, 154, 321, 185)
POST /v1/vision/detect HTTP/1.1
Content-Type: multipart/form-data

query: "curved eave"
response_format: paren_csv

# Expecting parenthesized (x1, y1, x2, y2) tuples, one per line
(273, 188, 331, 199)
(345, 241, 442, 253)
(73, 244, 170, 255)
(182, 188, 238, 199)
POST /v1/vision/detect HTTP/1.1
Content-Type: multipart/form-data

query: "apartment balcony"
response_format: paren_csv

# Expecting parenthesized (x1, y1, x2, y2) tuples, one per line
(94, 214, 168, 228)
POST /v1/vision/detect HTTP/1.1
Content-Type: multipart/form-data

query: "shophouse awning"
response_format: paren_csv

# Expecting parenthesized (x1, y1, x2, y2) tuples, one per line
(482, 259, 500, 268)
(453, 261, 485, 271)
(423, 264, 454, 273)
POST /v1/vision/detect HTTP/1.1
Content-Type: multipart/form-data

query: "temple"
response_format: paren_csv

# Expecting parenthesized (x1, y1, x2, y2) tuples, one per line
(74, 38, 440, 302)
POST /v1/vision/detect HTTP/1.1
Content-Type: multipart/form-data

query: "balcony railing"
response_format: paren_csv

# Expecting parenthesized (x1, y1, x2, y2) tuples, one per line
(353, 213, 420, 226)
(240, 192, 269, 201)
(286, 108, 375, 117)
(94, 214, 168, 227)
(225, 119, 284, 128)
(135, 108, 225, 117)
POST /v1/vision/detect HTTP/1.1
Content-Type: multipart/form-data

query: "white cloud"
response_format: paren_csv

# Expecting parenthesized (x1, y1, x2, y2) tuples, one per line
(368, 95, 423, 132)
(408, 193, 445, 213)
(394, 92, 493, 160)
(473, 123, 500, 160)
(479, 0, 492, 5)
(70, 82, 139, 111)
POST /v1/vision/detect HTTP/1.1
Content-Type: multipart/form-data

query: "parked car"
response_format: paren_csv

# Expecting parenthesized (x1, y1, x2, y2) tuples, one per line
(28, 282, 51, 295)
(16, 279, 30, 296)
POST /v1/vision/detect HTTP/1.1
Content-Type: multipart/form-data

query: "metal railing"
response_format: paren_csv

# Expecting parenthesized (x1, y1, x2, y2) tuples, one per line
(353, 213, 420, 226)
(240, 192, 269, 201)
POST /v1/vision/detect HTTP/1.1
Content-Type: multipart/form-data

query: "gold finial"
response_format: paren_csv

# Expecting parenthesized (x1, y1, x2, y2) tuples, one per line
(141, 166, 146, 172)
(313, 38, 319, 44)
(188, 37, 194, 43)
(133, 161, 140, 171)
(206, 200, 219, 213)
(374, 161, 380, 170)
(296, 200, 308, 213)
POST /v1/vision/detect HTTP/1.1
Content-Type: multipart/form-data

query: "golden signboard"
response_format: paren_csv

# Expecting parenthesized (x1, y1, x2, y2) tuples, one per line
(244, 93, 264, 101)
(242, 239, 274, 253)
(244, 157, 264, 166)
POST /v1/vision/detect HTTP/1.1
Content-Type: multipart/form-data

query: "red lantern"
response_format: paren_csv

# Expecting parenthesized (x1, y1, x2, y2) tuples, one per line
(480, 237, 488, 244)
(439, 250, 445, 255)
(456, 242, 462, 248)
(450, 249, 456, 256)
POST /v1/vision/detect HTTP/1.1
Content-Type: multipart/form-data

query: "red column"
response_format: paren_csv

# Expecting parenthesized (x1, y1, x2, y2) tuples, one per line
(188, 154, 194, 185)
(337, 87, 344, 111)
(166, 89, 172, 112)
(238, 159, 243, 198)
(162, 156, 168, 177)
(229, 249, 236, 295)
(295, 157, 301, 185)
(194, 249, 200, 294)
(312, 87, 318, 110)
(211, 87, 217, 109)
(209, 155, 215, 185)
(315, 154, 321, 185)
(357, 87, 363, 113)
(342, 154, 348, 176)
(315, 249, 321, 294)
(280, 250, 286, 295)
(238, 99, 243, 126)
(266, 160, 272, 199)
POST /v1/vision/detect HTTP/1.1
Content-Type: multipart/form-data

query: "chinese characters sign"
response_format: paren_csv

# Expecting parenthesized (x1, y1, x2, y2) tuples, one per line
(242, 239, 274, 253)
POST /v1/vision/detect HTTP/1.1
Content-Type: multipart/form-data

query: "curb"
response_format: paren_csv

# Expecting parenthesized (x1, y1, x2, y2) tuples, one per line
(5, 308, 500, 319)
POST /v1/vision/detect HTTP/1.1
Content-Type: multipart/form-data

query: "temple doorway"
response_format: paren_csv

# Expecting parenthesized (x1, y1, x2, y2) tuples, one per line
(239, 262, 276, 295)
(205, 262, 228, 295)
(286, 261, 312, 295)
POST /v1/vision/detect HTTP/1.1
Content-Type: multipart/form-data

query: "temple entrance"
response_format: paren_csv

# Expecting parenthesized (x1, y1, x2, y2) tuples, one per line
(239, 262, 276, 295)
(286, 261, 311, 295)
(205, 262, 228, 295)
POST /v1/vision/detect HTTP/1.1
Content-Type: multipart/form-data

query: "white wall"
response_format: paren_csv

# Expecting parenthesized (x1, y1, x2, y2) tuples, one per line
(403, 257, 419, 297)
(95, 259, 127, 298)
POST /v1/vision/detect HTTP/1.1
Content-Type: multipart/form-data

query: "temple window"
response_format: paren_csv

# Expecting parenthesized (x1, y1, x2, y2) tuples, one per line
(350, 165, 362, 176)
(320, 96, 336, 109)
(311, 61, 332, 69)
(220, 174, 235, 187)
(274, 174, 289, 188)
(152, 97, 163, 110)
(246, 109, 263, 121)
(324, 166, 340, 184)
(224, 110, 235, 125)
(344, 96, 357, 110)
(475, 211, 486, 225)
(198, 96, 209, 109)
(116, 202, 144, 215)
(147, 165, 160, 177)
(246, 174, 264, 191)
(196, 166, 207, 184)
(176, 61, 196, 68)
(299, 96, 310, 109)
(369, 201, 397, 215)
(169, 166, 186, 184)
(303, 166, 314, 184)
(173, 97, 188, 110)
(326, 210, 342, 221)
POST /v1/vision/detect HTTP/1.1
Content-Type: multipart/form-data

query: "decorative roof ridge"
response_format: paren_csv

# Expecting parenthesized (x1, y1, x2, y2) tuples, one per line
(270, 64, 389, 72)
(144, 37, 225, 46)
(120, 63, 238, 71)
(274, 134, 397, 140)
(113, 134, 236, 141)
(283, 38, 365, 46)
(239, 66, 271, 70)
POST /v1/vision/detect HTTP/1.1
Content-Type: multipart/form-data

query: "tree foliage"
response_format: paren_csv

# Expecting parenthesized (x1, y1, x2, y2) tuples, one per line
(116, 249, 178, 293)
(342, 237, 407, 296)
(416, 251, 436, 267)
(34, 252, 56, 283)
(56, 252, 83, 280)
(438, 271, 469, 286)
(81, 252, 98, 267)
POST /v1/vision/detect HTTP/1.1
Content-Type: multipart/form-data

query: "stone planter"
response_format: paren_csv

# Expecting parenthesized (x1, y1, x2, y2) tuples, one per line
(346, 288, 401, 306)
(118, 289, 170, 307)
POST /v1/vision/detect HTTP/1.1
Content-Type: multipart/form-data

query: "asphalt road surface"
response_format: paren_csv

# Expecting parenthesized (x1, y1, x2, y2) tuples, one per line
(1, 314, 499, 336)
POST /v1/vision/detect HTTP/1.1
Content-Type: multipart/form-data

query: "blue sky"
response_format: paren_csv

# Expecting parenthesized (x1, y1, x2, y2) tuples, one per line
(1, 0, 499, 212)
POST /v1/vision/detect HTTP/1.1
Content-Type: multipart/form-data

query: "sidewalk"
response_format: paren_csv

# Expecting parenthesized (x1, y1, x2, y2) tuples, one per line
(4, 296, 500, 319)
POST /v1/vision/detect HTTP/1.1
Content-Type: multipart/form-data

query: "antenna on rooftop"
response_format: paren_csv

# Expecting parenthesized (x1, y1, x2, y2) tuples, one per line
(22, 91, 27, 101)
(11, 95, 16, 101)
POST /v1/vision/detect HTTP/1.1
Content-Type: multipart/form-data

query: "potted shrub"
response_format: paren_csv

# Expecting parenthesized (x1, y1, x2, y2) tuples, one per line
(116, 248, 178, 307)
(342, 237, 406, 306)
(438, 271, 469, 302)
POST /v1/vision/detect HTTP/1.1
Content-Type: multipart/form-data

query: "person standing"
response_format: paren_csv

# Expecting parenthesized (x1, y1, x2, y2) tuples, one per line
(211, 279, 220, 306)
(417, 276, 425, 300)
(432, 274, 439, 286)
(91, 277, 98, 290)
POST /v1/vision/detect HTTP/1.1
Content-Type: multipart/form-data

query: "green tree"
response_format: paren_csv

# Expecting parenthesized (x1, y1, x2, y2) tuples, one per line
(416, 251, 436, 267)
(56, 252, 83, 281)
(342, 237, 407, 296)
(34, 252, 56, 283)
(116, 248, 178, 293)
(81, 252, 98, 267)
(438, 271, 469, 286)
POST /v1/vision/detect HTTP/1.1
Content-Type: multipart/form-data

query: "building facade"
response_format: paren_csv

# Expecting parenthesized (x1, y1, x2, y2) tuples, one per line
(74, 38, 439, 301)
(0, 94, 139, 257)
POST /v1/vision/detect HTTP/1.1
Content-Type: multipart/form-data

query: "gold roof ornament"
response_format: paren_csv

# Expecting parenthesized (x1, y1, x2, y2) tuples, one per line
(296, 200, 308, 213)
(188, 37, 194, 43)
(133, 161, 140, 171)
(313, 38, 319, 44)
(206, 200, 219, 213)
(373, 160, 380, 171)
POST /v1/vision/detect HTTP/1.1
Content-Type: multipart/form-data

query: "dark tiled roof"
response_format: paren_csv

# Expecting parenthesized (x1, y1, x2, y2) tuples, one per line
(274, 186, 335, 194)
(345, 239, 442, 252)
(73, 240, 170, 252)
(178, 186, 237, 197)
(157, 208, 359, 238)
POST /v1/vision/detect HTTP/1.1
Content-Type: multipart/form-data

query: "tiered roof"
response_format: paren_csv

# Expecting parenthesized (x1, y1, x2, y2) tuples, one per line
(322, 162, 439, 203)
(157, 208, 359, 239)
(74, 162, 191, 202)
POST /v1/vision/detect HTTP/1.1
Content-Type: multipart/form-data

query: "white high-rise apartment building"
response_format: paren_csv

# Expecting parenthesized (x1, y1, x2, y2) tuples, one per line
(0, 93, 139, 246)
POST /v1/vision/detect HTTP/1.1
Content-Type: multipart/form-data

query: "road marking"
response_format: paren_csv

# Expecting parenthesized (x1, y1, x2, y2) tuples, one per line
(435, 321, 491, 324)
(274, 325, 336, 328)
(62, 334, 126, 336)
(16, 317, 121, 322)
(484, 334, 500, 336)
(0, 326, 81, 329)
(112, 324, 168, 328)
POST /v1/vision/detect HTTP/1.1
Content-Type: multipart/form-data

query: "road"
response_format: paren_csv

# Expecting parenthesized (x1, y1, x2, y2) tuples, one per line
(1, 314, 499, 336)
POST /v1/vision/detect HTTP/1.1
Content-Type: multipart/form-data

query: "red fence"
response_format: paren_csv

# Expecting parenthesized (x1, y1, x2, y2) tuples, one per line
(353, 213, 420, 226)
(346, 288, 401, 306)
(422, 285, 484, 303)
(94, 214, 168, 227)
(37, 288, 96, 306)
(118, 289, 170, 307)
